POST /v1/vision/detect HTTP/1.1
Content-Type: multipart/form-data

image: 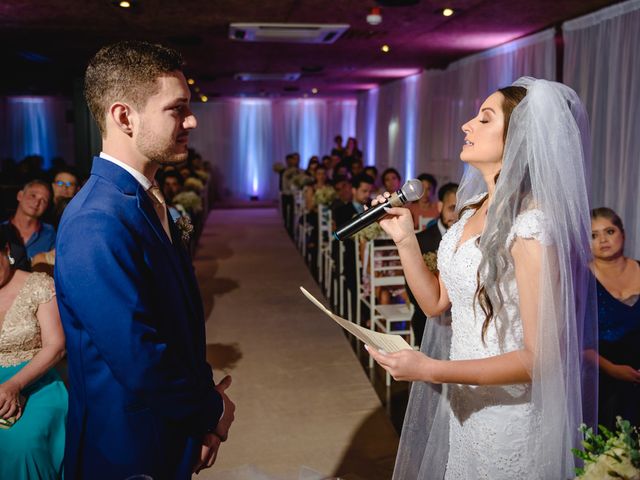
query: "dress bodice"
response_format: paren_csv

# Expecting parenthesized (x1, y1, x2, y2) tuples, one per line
(0, 272, 55, 367)
(437, 205, 551, 360)
(597, 265, 640, 344)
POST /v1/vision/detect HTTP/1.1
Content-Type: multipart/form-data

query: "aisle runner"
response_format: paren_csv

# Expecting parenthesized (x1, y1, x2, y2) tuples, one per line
(194, 208, 398, 480)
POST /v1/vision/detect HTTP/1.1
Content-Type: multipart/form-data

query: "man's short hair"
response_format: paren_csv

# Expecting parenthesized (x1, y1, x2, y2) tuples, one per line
(381, 167, 401, 182)
(352, 174, 374, 189)
(364, 165, 378, 177)
(22, 179, 51, 194)
(438, 182, 459, 202)
(332, 174, 351, 186)
(51, 167, 80, 182)
(418, 173, 438, 191)
(84, 40, 184, 136)
(161, 170, 184, 187)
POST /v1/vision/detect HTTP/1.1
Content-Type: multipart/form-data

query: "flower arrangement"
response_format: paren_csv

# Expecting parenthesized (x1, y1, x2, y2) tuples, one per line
(573, 417, 640, 480)
(291, 172, 314, 189)
(314, 186, 337, 206)
(184, 177, 204, 193)
(173, 191, 203, 214)
(422, 251, 438, 274)
(272, 162, 286, 173)
(194, 170, 210, 182)
(355, 222, 384, 241)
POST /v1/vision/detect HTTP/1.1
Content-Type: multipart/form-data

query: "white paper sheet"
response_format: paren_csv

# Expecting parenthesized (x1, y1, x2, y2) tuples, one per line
(299, 286, 412, 353)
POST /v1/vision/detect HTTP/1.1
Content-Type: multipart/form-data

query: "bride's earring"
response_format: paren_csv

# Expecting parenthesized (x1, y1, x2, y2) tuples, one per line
(7, 253, 15, 265)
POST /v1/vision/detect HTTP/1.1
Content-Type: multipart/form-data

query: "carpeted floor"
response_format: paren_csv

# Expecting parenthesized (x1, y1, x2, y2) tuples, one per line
(194, 208, 398, 480)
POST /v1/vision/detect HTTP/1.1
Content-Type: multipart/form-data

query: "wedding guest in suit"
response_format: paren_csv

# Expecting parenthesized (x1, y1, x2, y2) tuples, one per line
(334, 174, 374, 317)
(406, 182, 458, 345)
(590, 207, 640, 429)
(1, 180, 55, 271)
(55, 40, 235, 480)
(0, 228, 67, 479)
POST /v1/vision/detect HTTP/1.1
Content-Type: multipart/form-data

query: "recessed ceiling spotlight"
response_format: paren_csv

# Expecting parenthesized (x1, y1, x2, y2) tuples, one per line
(381, 44, 390, 53)
(194, 87, 200, 93)
(311, 88, 319, 94)
(442, 8, 454, 17)
(119, 0, 131, 8)
(367, 7, 382, 26)
(187, 78, 195, 85)
(303, 93, 309, 98)
(200, 95, 208, 103)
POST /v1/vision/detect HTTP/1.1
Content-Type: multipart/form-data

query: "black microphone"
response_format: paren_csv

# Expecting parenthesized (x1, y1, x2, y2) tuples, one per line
(333, 179, 424, 241)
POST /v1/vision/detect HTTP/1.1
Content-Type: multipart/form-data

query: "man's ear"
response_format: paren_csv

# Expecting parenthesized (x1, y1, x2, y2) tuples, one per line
(16, 190, 24, 202)
(437, 200, 443, 214)
(108, 102, 135, 136)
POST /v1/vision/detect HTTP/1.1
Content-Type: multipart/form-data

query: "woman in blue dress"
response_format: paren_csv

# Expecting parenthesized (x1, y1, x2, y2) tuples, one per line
(0, 228, 68, 479)
(590, 207, 640, 429)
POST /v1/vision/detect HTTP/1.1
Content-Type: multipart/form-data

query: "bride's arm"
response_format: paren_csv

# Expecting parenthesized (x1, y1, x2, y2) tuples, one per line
(368, 236, 540, 385)
(376, 199, 450, 317)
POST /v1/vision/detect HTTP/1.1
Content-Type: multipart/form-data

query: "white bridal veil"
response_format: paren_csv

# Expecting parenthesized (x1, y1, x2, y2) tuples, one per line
(393, 77, 598, 479)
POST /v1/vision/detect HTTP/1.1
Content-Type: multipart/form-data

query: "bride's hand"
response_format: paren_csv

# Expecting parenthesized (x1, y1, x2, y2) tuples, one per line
(368, 193, 415, 245)
(366, 345, 440, 383)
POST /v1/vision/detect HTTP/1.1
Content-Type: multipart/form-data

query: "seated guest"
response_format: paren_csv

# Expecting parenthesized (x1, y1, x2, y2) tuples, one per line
(331, 134, 344, 158)
(381, 167, 402, 194)
(590, 207, 640, 429)
(407, 173, 440, 230)
(364, 166, 380, 193)
(0, 228, 68, 479)
(330, 175, 353, 218)
(50, 168, 80, 229)
(334, 174, 374, 314)
(406, 182, 458, 345)
(350, 158, 364, 178)
(1, 180, 55, 271)
(321, 155, 332, 178)
(161, 170, 184, 206)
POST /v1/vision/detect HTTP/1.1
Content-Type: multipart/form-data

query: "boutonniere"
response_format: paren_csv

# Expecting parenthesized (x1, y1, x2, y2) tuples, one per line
(175, 215, 194, 242)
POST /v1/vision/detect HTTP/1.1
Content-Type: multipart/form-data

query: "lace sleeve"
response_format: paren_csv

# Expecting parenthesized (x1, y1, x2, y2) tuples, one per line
(506, 209, 552, 248)
(29, 272, 56, 305)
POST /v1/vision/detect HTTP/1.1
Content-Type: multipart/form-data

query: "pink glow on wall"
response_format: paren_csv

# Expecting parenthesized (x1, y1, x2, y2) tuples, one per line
(324, 83, 379, 91)
(357, 68, 422, 78)
(428, 31, 528, 52)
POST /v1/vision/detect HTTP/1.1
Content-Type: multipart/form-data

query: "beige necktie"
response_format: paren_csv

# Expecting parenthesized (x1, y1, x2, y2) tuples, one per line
(148, 185, 172, 243)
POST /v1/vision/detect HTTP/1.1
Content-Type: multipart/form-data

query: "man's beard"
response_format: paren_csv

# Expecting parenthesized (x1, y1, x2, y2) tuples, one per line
(136, 125, 187, 165)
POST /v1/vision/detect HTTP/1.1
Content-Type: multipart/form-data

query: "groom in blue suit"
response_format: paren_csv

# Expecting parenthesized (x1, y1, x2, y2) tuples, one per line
(55, 41, 235, 479)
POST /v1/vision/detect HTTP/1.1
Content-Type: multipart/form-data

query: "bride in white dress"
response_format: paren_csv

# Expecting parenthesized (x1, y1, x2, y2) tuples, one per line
(367, 78, 598, 479)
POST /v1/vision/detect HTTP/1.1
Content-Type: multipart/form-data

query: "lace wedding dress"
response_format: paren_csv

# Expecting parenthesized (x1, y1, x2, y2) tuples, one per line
(437, 205, 550, 479)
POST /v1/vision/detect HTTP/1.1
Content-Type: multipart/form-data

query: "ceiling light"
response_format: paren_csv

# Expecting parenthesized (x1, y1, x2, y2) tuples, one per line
(119, 0, 131, 8)
(381, 45, 390, 53)
(200, 95, 208, 103)
(311, 88, 318, 94)
(303, 93, 309, 98)
(442, 8, 454, 17)
(194, 87, 200, 93)
(367, 7, 382, 26)
(187, 78, 195, 85)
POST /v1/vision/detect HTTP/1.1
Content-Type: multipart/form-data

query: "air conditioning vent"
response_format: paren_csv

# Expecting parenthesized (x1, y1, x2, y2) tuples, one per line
(229, 23, 350, 44)
(234, 72, 301, 82)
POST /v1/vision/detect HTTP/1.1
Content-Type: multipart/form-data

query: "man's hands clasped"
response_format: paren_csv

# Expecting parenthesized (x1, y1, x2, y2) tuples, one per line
(193, 375, 236, 474)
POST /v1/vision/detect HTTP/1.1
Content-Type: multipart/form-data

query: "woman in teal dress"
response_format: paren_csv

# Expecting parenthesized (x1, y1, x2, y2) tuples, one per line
(0, 229, 67, 479)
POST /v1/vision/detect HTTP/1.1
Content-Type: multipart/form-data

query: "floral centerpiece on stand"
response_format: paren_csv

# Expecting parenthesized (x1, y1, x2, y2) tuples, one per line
(173, 191, 203, 215)
(184, 176, 204, 193)
(291, 172, 314, 190)
(314, 186, 337, 206)
(573, 417, 640, 480)
(272, 162, 285, 174)
(355, 222, 384, 242)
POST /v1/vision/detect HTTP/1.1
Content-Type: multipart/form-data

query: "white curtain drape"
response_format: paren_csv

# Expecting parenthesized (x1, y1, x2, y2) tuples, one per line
(190, 98, 356, 201)
(356, 28, 556, 185)
(563, 0, 640, 258)
(0, 96, 75, 170)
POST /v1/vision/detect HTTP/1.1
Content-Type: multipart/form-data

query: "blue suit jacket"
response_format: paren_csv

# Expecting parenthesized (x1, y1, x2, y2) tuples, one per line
(55, 157, 223, 480)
